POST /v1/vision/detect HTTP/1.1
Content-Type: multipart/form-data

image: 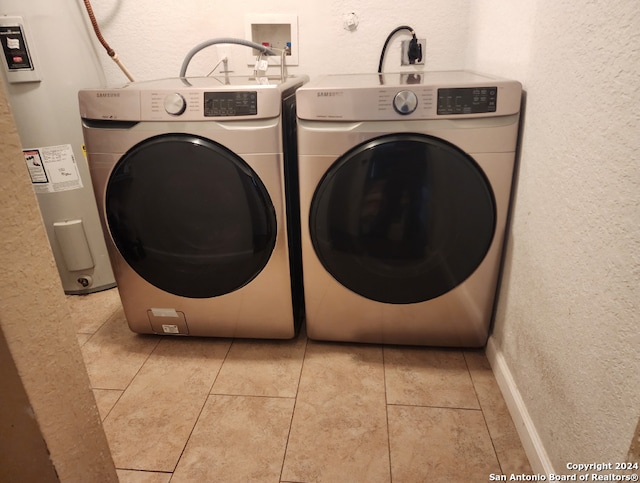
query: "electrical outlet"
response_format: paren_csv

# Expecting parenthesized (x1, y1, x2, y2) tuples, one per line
(401, 38, 426, 66)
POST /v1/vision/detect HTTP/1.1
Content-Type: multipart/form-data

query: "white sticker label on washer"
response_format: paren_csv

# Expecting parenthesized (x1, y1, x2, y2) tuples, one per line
(162, 324, 180, 334)
(151, 308, 179, 318)
(23, 144, 83, 193)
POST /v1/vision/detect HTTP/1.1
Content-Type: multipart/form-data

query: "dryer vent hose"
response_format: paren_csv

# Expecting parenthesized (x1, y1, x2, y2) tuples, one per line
(82, 0, 136, 82)
(180, 38, 276, 78)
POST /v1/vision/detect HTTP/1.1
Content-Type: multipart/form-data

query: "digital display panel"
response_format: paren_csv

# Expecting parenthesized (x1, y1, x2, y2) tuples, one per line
(204, 91, 258, 117)
(437, 87, 497, 115)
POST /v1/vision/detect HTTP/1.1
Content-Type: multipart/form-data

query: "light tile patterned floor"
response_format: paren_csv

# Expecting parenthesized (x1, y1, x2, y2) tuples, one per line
(68, 288, 532, 482)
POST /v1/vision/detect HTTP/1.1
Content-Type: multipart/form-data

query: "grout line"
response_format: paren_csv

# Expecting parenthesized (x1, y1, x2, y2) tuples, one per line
(208, 392, 297, 399)
(124, 335, 162, 386)
(386, 402, 484, 411)
(208, 338, 234, 395)
(83, 301, 161, 422)
(170, 338, 233, 474)
(381, 345, 394, 483)
(116, 468, 173, 473)
(278, 325, 310, 482)
(115, 467, 173, 474)
(92, 388, 125, 423)
(76, 303, 122, 345)
(94, 334, 161, 425)
(463, 350, 504, 475)
(170, 392, 212, 475)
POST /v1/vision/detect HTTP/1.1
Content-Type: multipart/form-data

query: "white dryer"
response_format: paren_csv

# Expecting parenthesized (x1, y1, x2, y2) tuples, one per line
(79, 75, 307, 338)
(296, 71, 521, 347)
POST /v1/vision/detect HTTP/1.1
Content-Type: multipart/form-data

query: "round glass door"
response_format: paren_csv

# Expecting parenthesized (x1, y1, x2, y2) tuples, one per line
(310, 133, 496, 304)
(106, 133, 276, 298)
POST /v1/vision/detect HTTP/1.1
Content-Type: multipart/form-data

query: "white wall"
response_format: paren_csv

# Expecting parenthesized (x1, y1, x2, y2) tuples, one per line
(467, 0, 640, 473)
(88, 0, 471, 85)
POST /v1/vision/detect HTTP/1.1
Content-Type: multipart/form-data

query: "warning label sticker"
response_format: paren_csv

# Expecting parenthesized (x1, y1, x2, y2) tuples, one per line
(23, 149, 48, 183)
(23, 144, 83, 193)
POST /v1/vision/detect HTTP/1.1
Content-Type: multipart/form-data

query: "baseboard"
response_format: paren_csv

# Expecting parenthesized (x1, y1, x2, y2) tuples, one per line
(485, 336, 555, 475)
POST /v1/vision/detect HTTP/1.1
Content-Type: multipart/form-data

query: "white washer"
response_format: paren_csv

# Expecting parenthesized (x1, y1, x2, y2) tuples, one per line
(79, 75, 307, 338)
(296, 71, 522, 347)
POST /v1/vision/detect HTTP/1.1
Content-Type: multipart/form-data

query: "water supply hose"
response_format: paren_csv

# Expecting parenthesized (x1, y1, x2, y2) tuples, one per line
(179, 38, 276, 78)
(82, 0, 136, 82)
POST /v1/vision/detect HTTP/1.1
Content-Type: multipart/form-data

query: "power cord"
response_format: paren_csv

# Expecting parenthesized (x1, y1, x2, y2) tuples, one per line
(408, 37, 422, 65)
(377, 25, 421, 73)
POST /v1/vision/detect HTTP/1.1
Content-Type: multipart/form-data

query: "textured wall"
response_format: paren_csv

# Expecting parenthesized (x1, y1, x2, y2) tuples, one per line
(87, 0, 471, 85)
(468, 0, 640, 469)
(0, 329, 59, 482)
(0, 76, 118, 481)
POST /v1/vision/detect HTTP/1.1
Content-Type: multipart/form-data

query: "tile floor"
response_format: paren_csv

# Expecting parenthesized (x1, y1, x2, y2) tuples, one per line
(68, 287, 532, 483)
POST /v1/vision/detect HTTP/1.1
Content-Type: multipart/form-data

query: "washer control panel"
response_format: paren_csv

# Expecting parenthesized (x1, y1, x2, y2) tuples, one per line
(144, 89, 265, 120)
(436, 87, 497, 115)
(204, 91, 258, 117)
(79, 86, 282, 121)
(160, 91, 259, 117)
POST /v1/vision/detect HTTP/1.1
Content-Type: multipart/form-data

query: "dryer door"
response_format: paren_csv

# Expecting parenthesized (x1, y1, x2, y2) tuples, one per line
(309, 133, 496, 304)
(106, 133, 277, 298)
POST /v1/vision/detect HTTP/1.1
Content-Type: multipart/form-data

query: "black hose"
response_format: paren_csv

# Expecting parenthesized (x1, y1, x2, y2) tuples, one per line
(378, 25, 416, 73)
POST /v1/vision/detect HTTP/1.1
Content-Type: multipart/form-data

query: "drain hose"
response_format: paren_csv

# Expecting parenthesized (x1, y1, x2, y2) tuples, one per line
(180, 38, 275, 78)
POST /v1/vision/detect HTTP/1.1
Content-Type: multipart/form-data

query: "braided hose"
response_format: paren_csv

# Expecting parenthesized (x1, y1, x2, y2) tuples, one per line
(82, 0, 135, 82)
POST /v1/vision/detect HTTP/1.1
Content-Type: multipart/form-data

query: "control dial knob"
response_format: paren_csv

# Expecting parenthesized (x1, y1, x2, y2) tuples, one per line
(164, 93, 186, 116)
(393, 90, 418, 115)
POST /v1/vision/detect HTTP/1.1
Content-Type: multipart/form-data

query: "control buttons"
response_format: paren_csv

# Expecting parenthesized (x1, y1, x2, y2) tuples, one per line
(437, 86, 497, 115)
(393, 90, 418, 115)
(163, 93, 186, 116)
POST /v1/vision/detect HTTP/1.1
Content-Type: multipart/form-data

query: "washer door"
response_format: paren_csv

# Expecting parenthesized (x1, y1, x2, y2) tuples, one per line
(106, 133, 277, 298)
(310, 134, 496, 304)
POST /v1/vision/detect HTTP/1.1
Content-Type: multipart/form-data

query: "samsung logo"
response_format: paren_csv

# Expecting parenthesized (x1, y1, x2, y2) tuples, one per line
(97, 92, 120, 98)
(317, 91, 343, 97)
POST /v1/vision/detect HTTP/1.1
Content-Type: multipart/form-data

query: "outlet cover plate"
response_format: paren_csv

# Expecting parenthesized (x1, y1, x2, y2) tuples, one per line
(401, 38, 426, 66)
